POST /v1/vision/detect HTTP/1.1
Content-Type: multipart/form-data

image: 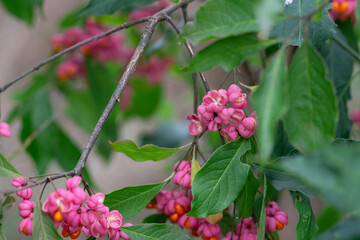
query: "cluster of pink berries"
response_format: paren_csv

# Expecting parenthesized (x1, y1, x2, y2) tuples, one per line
(221, 202, 287, 240)
(12, 176, 132, 239)
(0, 122, 11, 137)
(128, 0, 171, 20)
(188, 84, 257, 141)
(146, 161, 288, 240)
(329, 0, 357, 23)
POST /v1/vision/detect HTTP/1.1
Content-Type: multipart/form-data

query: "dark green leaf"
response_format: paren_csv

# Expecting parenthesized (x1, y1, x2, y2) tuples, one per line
(0, 0, 35, 24)
(295, 193, 318, 240)
(271, 0, 336, 47)
(32, 198, 62, 240)
(186, 34, 278, 72)
(125, 78, 162, 118)
(110, 140, 181, 162)
(78, 0, 157, 16)
(284, 42, 338, 153)
(282, 143, 360, 216)
(319, 32, 354, 139)
(182, 0, 258, 45)
(257, 175, 267, 240)
(218, 211, 236, 236)
(121, 223, 191, 240)
(188, 139, 251, 218)
(317, 206, 341, 235)
(104, 179, 169, 220)
(316, 216, 360, 240)
(0, 194, 15, 240)
(262, 167, 316, 197)
(0, 152, 22, 177)
(235, 170, 259, 218)
(252, 49, 287, 160)
(143, 213, 168, 224)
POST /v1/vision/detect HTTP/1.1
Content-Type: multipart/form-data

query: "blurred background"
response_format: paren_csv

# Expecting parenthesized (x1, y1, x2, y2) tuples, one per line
(0, 0, 360, 239)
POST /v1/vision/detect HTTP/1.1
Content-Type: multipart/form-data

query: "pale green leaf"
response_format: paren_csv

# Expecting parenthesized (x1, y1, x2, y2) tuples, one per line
(252, 49, 288, 160)
(110, 140, 182, 162)
(257, 175, 267, 240)
(121, 223, 191, 240)
(295, 193, 319, 240)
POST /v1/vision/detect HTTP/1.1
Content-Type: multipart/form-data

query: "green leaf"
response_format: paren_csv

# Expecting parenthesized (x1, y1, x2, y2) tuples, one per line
(235, 170, 259, 218)
(78, 0, 157, 16)
(282, 143, 360, 216)
(104, 177, 170, 219)
(0, 152, 22, 177)
(186, 34, 278, 72)
(121, 223, 191, 240)
(257, 175, 267, 240)
(284, 42, 337, 153)
(295, 193, 318, 240)
(218, 211, 236, 236)
(0, 0, 35, 24)
(262, 167, 316, 197)
(32, 198, 62, 240)
(252, 49, 287, 161)
(319, 32, 354, 139)
(270, 0, 336, 47)
(316, 206, 341, 235)
(188, 139, 251, 218)
(143, 213, 168, 224)
(316, 216, 360, 240)
(110, 140, 181, 162)
(182, 0, 258, 45)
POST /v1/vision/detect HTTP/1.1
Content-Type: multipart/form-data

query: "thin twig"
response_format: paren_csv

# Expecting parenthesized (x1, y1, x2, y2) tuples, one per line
(163, 14, 210, 92)
(0, 17, 150, 93)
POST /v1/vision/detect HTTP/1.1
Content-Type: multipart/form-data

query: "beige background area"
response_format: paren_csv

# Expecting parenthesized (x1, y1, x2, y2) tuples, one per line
(0, 1, 336, 239)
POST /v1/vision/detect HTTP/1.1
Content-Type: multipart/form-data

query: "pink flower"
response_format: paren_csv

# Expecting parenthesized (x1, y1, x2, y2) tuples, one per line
(228, 84, 247, 109)
(19, 217, 33, 236)
(12, 177, 26, 188)
(198, 104, 215, 121)
(87, 192, 105, 210)
(63, 206, 82, 228)
(265, 202, 288, 233)
(229, 109, 246, 126)
(220, 125, 239, 142)
(155, 190, 172, 212)
(173, 171, 191, 188)
(17, 188, 32, 200)
(106, 210, 123, 229)
(329, 0, 357, 23)
(238, 116, 257, 138)
(90, 221, 108, 238)
(178, 215, 199, 229)
(203, 90, 228, 113)
(66, 176, 82, 190)
(136, 57, 173, 84)
(71, 187, 88, 205)
(197, 219, 222, 238)
(236, 217, 257, 236)
(173, 161, 191, 172)
(220, 108, 235, 125)
(187, 114, 207, 136)
(0, 123, 11, 137)
(42, 189, 74, 216)
(119, 222, 133, 240)
(18, 200, 35, 219)
(208, 117, 223, 132)
(80, 209, 98, 228)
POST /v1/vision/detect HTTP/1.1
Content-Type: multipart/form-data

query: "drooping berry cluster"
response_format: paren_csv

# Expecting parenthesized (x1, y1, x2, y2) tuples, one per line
(12, 176, 132, 240)
(147, 161, 288, 240)
(188, 84, 257, 141)
(12, 177, 34, 236)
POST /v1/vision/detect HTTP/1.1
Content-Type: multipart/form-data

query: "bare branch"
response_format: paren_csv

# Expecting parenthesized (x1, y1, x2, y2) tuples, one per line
(0, 17, 150, 93)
